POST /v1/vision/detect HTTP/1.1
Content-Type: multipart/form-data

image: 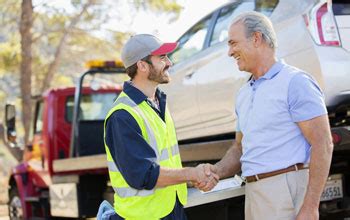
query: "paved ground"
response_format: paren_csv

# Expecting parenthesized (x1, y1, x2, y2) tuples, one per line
(0, 205, 8, 218)
(0, 178, 9, 218)
(0, 169, 9, 218)
(0, 143, 18, 219)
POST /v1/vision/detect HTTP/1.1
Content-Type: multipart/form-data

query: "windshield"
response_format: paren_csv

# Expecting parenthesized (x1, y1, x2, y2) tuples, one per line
(65, 92, 117, 122)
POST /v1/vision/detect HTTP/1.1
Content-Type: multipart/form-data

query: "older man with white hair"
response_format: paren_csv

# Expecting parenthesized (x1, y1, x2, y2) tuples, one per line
(200, 11, 333, 220)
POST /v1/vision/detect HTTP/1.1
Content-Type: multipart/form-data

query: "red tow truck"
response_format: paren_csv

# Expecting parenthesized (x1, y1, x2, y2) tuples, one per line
(2, 60, 350, 219)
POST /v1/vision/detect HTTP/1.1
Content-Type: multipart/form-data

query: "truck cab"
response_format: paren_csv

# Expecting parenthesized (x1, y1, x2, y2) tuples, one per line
(3, 61, 124, 219)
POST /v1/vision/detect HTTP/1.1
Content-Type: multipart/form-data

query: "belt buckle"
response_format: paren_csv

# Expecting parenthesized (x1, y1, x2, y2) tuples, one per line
(254, 174, 260, 181)
(294, 164, 299, 171)
(240, 176, 247, 186)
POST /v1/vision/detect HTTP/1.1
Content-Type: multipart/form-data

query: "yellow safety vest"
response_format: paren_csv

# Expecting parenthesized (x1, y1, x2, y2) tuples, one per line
(104, 91, 187, 220)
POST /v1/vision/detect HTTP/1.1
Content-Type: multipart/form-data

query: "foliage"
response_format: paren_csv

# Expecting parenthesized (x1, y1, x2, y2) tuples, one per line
(135, 0, 182, 21)
(0, 0, 181, 145)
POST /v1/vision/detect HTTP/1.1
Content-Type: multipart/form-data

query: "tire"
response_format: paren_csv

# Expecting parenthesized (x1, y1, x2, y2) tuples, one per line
(8, 186, 23, 220)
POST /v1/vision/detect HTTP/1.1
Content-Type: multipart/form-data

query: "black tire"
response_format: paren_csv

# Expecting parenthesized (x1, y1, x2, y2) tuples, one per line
(8, 186, 23, 220)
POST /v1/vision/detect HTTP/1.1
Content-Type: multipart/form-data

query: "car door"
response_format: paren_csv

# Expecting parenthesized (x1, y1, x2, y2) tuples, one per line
(162, 14, 214, 140)
(195, 2, 254, 137)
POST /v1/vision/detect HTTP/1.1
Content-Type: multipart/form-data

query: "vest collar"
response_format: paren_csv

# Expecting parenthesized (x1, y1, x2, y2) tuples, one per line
(123, 81, 166, 105)
(123, 81, 167, 121)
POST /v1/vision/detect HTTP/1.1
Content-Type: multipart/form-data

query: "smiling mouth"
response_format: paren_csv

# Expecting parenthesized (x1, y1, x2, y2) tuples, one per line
(163, 69, 170, 76)
(234, 55, 241, 61)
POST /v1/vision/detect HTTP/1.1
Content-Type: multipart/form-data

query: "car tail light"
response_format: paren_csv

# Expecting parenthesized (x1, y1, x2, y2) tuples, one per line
(304, 1, 341, 46)
(332, 132, 342, 145)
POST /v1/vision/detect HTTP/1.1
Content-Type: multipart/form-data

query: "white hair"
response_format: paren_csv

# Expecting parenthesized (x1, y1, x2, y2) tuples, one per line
(231, 11, 277, 49)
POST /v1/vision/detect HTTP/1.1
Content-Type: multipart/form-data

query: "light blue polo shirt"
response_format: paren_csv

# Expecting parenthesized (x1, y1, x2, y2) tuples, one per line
(236, 61, 327, 177)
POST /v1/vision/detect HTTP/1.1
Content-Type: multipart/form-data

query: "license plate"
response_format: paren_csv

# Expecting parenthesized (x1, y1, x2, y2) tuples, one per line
(320, 178, 343, 202)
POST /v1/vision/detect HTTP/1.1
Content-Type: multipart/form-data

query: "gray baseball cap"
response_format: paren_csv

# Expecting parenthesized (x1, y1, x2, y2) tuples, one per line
(121, 34, 178, 68)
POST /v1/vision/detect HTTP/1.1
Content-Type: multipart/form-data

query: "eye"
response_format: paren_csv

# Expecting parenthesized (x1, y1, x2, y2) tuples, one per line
(228, 41, 236, 46)
(160, 55, 168, 61)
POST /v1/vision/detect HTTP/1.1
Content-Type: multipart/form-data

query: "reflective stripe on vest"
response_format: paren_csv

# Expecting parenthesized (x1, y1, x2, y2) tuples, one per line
(113, 187, 155, 198)
(160, 144, 180, 161)
(114, 96, 160, 159)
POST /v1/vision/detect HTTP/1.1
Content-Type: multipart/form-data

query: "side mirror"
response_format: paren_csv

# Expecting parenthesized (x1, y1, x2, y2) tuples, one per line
(5, 104, 17, 145)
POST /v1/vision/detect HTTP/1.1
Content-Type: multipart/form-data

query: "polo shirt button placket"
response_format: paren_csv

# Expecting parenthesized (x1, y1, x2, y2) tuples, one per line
(251, 86, 256, 104)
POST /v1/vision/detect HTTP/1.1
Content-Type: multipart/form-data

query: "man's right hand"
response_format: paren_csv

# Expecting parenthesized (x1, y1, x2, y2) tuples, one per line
(191, 164, 219, 192)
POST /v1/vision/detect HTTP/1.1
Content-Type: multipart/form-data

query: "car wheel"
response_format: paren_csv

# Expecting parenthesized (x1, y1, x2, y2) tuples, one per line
(8, 186, 23, 220)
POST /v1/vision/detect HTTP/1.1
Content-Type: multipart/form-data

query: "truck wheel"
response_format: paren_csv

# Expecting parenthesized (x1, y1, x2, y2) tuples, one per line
(8, 186, 23, 220)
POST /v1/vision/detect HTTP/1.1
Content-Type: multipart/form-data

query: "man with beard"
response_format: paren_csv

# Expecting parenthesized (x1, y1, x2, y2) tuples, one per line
(102, 34, 218, 220)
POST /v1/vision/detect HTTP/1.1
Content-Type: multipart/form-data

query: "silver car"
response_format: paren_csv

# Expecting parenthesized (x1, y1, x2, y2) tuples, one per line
(163, 0, 350, 141)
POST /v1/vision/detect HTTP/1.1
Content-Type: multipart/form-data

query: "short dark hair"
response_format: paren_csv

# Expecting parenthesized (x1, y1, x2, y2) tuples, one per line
(125, 55, 152, 79)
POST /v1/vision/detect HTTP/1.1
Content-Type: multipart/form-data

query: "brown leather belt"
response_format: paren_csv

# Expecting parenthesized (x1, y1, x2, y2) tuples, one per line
(244, 163, 309, 183)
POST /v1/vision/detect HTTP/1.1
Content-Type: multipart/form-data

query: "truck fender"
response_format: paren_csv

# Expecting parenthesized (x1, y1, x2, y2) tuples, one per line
(9, 163, 31, 219)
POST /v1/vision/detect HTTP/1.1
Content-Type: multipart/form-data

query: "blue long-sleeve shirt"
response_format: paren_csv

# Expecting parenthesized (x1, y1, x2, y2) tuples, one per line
(105, 81, 166, 190)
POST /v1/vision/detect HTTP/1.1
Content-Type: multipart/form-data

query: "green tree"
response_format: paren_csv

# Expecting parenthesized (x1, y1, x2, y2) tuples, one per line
(1, 0, 181, 145)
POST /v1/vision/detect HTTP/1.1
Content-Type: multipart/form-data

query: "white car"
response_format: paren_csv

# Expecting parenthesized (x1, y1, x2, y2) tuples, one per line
(163, 0, 350, 141)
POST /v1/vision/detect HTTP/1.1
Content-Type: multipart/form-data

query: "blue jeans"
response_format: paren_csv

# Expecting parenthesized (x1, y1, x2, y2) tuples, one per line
(97, 197, 187, 220)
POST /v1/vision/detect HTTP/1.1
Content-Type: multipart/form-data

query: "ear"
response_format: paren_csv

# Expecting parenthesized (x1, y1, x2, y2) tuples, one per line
(136, 60, 148, 72)
(253, 32, 263, 47)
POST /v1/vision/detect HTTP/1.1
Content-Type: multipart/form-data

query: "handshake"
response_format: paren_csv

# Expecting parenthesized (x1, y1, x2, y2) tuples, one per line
(187, 164, 220, 192)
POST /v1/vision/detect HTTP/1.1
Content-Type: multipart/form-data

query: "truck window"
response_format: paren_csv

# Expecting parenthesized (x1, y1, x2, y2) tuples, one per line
(34, 101, 44, 134)
(65, 93, 117, 122)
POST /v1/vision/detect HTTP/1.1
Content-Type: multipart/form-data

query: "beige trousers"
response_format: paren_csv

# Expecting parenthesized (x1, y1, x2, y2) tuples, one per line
(245, 169, 309, 220)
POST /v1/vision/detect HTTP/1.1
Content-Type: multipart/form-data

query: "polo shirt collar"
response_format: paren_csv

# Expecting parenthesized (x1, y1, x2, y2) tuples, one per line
(262, 60, 284, 80)
(249, 60, 284, 86)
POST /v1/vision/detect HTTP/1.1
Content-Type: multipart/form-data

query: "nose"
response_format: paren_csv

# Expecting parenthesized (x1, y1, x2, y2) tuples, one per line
(228, 46, 234, 57)
(166, 56, 173, 66)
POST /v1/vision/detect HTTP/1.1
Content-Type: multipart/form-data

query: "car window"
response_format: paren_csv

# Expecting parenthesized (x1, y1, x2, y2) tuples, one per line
(210, 3, 244, 46)
(255, 0, 279, 15)
(209, 0, 279, 46)
(333, 0, 350, 15)
(170, 15, 212, 64)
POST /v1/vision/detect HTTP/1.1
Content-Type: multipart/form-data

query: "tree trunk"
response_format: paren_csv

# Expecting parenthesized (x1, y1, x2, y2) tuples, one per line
(20, 0, 33, 144)
(40, 1, 93, 93)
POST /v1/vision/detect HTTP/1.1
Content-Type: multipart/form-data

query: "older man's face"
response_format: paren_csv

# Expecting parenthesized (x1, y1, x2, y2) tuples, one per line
(227, 22, 257, 73)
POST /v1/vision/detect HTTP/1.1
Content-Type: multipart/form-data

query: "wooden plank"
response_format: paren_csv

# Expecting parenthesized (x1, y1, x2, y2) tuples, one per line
(53, 140, 234, 172)
(53, 154, 107, 172)
(180, 140, 233, 162)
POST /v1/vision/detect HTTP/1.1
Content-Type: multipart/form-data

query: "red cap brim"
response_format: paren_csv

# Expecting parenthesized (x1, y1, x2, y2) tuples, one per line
(151, 42, 178, 55)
